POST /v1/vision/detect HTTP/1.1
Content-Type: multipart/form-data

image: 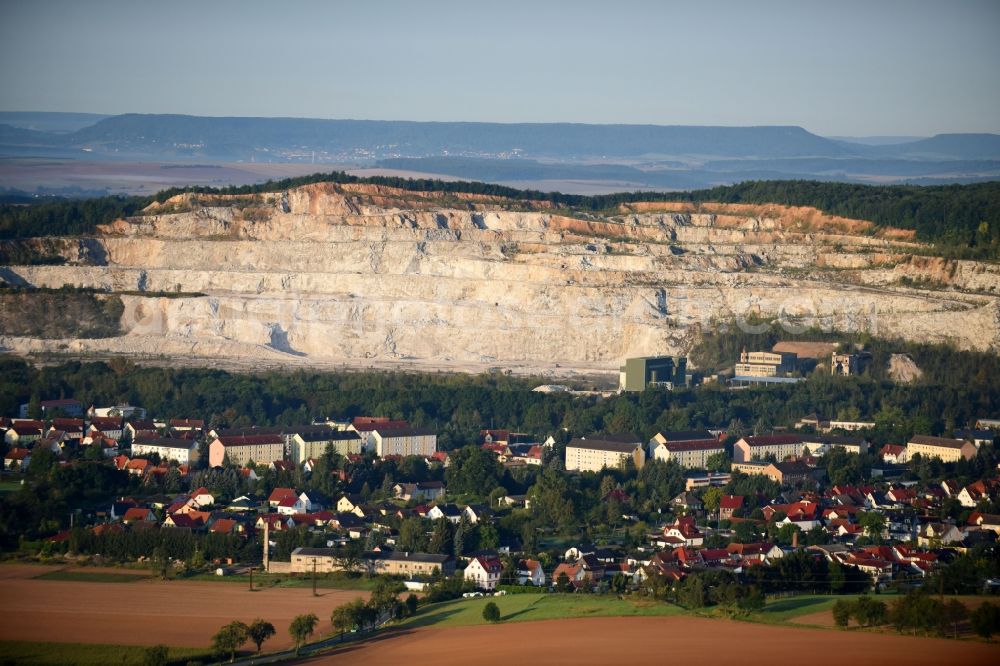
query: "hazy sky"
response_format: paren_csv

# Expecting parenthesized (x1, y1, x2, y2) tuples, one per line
(1, 0, 998, 136)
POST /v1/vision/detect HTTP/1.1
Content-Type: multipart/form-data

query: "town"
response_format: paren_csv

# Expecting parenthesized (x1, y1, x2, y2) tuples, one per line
(3, 385, 998, 599)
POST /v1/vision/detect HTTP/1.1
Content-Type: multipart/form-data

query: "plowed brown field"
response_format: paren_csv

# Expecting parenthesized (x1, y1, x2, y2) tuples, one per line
(0, 565, 366, 648)
(304, 616, 999, 666)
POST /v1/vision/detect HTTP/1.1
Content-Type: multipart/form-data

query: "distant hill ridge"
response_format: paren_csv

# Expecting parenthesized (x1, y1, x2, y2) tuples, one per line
(1, 112, 997, 161)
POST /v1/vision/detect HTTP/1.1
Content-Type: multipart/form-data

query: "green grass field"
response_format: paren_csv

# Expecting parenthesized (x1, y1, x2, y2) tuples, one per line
(183, 571, 379, 591)
(0, 479, 22, 493)
(34, 570, 150, 583)
(0, 641, 210, 666)
(402, 593, 684, 629)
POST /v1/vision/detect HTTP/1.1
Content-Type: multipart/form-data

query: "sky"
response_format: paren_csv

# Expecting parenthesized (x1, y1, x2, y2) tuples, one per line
(1, 0, 998, 136)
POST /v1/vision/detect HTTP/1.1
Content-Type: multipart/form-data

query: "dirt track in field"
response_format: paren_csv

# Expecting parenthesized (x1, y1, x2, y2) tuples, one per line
(0, 565, 368, 648)
(303, 616, 1000, 666)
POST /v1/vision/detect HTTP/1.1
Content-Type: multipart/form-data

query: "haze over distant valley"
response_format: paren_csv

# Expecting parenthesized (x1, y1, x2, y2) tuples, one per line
(2, 113, 999, 197)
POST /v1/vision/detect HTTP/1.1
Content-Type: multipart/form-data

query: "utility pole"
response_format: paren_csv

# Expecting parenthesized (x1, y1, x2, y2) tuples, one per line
(249, 566, 253, 592)
(312, 557, 318, 597)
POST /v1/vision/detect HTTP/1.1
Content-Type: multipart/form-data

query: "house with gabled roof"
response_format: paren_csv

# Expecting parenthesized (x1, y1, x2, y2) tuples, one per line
(516, 558, 545, 586)
(269, 487, 298, 507)
(719, 495, 744, 520)
(393, 480, 446, 503)
(3, 447, 30, 471)
(427, 503, 463, 524)
(122, 507, 157, 524)
(957, 478, 999, 508)
(918, 522, 964, 547)
(464, 554, 503, 590)
(655, 516, 703, 548)
(125, 458, 152, 477)
(879, 444, 908, 464)
(968, 512, 1000, 535)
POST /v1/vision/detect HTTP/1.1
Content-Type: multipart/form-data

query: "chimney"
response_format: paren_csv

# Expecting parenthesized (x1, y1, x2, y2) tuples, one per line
(263, 520, 270, 572)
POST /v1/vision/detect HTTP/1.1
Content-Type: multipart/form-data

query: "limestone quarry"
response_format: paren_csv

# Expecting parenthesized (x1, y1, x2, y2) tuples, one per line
(1, 182, 998, 378)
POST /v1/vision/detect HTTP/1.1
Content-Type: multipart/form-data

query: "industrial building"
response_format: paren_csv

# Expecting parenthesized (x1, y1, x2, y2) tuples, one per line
(619, 356, 687, 392)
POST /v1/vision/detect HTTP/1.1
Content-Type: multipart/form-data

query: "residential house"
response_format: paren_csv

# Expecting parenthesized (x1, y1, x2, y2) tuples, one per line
(719, 495, 744, 520)
(19, 398, 83, 418)
(51, 418, 85, 441)
(918, 522, 964, 546)
(671, 491, 704, 512)
(5, 423, 43, 447)
(565, 434, 645, 473)
(427, 503, 463, 524)
(393, 480, 446, 503)
(968, 512, 1000, 535)
(953, 428, 995, 447)
(552, 561, 586, 588)
(269, 487, 299, 508)
(957, 479, 999, 508)
(122, 507, 157, 524)
(190, 487, 215, 507)
(168, 418, 204, 433)
(879, 444, 908, 465)
(89, 417, 124, 441)
(462, 504, 494, 525)
(516, 558, 546, 586)
(464, 555, 503, 590)
(125, 458, 152, 477)
(655, 516, 704, 548)
(3, 448, 30, 471)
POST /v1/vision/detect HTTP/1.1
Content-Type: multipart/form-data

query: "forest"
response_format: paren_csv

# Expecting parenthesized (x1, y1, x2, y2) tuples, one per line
(0, 173, 997, 258)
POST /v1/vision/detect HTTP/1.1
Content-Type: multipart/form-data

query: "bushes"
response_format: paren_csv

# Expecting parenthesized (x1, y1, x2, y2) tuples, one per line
(496, 584, 547, 594)
(970, 601, 1000, 639)
(482, 601, 501, 623)
(890, 591, 969, 637)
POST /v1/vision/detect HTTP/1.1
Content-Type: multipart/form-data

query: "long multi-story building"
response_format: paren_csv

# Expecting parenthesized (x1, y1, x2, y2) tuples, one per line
(290, 430, 362, 463)
(733, 434, 806, 463)
(565, 434, 645, 472)
(130, 436, 200, 465)
(906, 435, 977, 462)
(735, 350, 797, 378)
(648, 430, 724, 468)
(209, 434, 284, 468)
(372, 427, 437, 458)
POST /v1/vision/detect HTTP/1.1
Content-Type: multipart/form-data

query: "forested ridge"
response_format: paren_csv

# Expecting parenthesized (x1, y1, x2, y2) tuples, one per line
(0, 174, 997, 258)
(2, 327, 997, 454)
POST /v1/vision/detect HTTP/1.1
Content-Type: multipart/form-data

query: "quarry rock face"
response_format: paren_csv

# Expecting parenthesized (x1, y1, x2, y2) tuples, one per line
(2, 182, 998, 376)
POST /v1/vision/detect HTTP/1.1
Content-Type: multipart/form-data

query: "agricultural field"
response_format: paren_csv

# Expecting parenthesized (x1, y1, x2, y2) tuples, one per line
(311, 615, 1000, 666)
(0, 564, 368, 650)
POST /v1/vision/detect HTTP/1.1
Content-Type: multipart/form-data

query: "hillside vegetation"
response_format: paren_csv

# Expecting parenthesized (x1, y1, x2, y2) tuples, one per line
(0, 289, 123, 338)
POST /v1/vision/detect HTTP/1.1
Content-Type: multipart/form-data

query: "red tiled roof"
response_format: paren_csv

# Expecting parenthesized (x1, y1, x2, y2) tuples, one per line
(720, 495, 744, 510)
